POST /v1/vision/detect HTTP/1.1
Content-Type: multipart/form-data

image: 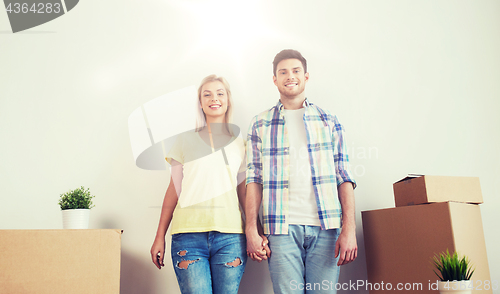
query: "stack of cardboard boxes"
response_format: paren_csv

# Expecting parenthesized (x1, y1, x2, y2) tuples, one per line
(362, 175, 492, 294)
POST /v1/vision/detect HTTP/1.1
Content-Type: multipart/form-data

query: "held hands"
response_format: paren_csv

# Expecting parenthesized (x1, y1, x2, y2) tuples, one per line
(334, 228, 357, 266)
(151, 237, 166, 269)
(246, 233, 271, 262)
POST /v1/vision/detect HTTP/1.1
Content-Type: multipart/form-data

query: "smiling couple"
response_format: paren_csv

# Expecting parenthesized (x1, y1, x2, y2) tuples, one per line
(151, 49, 357, 294)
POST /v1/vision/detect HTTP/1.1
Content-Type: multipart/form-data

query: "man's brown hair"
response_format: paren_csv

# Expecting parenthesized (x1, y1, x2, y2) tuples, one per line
(272, 49, 307, 76)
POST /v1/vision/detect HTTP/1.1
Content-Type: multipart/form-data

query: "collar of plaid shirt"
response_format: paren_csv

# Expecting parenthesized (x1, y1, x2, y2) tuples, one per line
(246, 98, 356, 234)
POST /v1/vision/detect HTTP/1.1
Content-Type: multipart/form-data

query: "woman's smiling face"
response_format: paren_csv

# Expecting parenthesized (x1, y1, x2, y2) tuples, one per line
(200, 81, 228, 122)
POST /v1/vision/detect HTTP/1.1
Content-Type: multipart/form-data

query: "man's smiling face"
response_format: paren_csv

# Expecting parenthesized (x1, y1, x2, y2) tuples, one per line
(273, 58, 309, 100)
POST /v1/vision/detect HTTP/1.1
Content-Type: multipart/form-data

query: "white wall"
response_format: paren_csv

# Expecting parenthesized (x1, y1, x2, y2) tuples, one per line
(1, 1, 498, 293)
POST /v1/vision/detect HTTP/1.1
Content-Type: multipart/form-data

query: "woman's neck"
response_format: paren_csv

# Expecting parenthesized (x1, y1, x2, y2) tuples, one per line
(205, 117, 227, 135)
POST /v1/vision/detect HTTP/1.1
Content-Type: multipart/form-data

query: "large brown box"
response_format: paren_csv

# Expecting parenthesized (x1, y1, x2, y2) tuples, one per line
(362, 202, 491, 294)
(393, 175, 483, 207)
(0, 229, 122, 294)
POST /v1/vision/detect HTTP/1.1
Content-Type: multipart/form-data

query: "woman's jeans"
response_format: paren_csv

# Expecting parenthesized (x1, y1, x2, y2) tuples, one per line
(171, 231, 247, 294)
(267, 225, 341, 294)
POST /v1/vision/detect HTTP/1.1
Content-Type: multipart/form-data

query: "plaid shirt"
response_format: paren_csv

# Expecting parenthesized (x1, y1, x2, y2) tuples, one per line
(246, 99, 356, 235)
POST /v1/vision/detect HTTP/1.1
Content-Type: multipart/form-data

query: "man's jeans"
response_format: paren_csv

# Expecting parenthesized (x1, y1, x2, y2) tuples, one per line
(171, 232, 247, 294)
(268, 225, 341, 294)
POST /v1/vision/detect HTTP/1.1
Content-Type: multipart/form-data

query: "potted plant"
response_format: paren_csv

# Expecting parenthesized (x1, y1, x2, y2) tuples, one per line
(432, 249, 475, 294)
(58, 186, 95, 229)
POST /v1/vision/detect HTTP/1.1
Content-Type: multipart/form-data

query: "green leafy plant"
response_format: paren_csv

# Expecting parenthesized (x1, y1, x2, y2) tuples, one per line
(58, 186, 95, 210)
(432, 249, 475, 281)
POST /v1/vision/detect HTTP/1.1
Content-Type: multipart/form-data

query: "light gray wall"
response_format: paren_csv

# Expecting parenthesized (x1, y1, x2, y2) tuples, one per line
(1, 1, 498, 293)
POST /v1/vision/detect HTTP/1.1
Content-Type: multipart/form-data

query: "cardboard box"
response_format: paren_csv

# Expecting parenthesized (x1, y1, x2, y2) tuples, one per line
(362, 202, 491, 294)
(393, 175, 483, 207)
(0, 229, 122, 294)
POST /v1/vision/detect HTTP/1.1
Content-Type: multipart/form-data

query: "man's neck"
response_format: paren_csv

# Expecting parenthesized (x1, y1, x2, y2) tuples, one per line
(280, 95, 306, 110)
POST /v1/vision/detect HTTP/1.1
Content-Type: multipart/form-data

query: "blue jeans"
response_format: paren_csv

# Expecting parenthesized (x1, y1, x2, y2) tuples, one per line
(267, 225, 341, 294)
(170, 232, 247, 294)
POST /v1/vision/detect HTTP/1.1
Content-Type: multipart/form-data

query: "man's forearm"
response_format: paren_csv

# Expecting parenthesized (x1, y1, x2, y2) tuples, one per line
(338, 182, 356, 231)
(245, 182, 263, 234)
(335, 181, 358, 265)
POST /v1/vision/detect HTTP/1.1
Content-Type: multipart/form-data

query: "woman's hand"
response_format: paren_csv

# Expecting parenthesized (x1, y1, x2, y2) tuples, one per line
(151, 237, 166, 269)
(150, 162, 182, 270)
(246, 232, 271, 262)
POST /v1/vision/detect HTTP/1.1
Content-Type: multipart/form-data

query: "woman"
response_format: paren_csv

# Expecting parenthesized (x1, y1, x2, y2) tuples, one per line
(150, 75, 248, 294)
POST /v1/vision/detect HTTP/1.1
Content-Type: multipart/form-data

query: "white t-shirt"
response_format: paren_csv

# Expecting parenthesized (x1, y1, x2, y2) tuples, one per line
(283, 108, 321, 226)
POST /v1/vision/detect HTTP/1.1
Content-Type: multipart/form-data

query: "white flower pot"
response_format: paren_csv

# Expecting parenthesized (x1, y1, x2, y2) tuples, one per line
(62, 209, 90, 229)
(438, 281, 473, 294)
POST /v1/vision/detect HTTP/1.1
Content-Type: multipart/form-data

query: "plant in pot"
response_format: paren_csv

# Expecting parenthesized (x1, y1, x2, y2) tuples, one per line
(432, 249, 475, 294)
(58, 186, 95, 229)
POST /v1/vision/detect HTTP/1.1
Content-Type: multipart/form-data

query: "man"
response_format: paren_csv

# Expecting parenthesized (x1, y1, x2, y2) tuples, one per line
(245, 49, 357, 293)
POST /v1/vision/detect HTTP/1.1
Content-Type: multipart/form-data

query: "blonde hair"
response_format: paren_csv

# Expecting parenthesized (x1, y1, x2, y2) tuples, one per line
(195, 74, 234, 134)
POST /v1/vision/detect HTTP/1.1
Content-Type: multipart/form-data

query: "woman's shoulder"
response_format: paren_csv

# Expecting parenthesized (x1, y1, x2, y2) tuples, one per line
(230, 135, 246, 148)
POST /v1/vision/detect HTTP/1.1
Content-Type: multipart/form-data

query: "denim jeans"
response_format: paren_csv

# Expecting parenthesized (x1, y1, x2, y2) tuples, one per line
(267, 225, 341, 294)
(170, 232, 247, 294)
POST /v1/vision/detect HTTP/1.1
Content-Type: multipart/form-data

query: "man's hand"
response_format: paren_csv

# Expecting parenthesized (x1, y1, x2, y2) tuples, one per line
(334, 227, 357, 266)
(246, 232, 271, 262)
(245, 182, 270, 262)
(336, 182, 357, 266)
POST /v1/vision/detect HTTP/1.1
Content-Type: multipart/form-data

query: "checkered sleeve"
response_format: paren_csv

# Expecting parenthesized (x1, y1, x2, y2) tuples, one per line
(331, 115, 357, 189)
(246, 115, 263, 185)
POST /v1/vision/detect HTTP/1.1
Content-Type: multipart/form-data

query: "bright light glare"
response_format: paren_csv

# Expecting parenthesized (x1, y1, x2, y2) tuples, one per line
(176, 0, 271, 61)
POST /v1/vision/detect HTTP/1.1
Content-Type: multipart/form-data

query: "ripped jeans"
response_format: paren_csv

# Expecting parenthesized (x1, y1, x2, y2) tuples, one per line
(171, 231, 247, 294)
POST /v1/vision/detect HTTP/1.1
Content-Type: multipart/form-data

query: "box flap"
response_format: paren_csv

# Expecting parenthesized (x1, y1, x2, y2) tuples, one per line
(449, 203, 491, 293)
(394, 174, 424, 184)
